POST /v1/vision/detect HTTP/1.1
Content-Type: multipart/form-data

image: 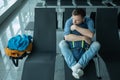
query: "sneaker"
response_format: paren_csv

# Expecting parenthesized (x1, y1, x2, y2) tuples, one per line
(72, 72, 80, 79)
(72, 68, 84, 79)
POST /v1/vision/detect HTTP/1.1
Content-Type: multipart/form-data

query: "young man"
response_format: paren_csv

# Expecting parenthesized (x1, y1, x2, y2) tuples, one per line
(59, 8, 100, 79)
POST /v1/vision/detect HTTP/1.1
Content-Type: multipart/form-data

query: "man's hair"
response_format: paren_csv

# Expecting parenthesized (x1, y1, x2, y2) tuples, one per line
(72, 8, 86, 18)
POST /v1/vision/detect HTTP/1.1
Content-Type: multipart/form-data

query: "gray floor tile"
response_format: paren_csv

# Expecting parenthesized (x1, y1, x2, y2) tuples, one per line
(54, 53, 65, 80)
(0, 53, 6, 80)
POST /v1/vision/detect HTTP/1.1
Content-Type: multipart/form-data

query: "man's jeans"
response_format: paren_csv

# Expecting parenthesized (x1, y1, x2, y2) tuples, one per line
(59, 40, 100, 69)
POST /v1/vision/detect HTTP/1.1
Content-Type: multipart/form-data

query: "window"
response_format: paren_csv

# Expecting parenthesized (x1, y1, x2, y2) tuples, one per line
(7, 0, 17, 5)
(0, 0, 4, 9)
(0, 0, 17, 16)
(6, 26, 12, 40)
(1, 33, 8, 47)
(12, 16, 21, 35)
(25, 12, 30, 23)
(18, 30, 22, 35)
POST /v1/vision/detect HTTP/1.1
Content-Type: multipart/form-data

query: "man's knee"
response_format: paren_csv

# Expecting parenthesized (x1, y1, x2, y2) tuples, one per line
(91, 41, 101, 50)
(59, 40, 68, 48)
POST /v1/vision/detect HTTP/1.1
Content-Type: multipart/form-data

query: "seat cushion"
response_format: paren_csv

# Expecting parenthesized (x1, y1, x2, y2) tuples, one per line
(22, 52, 56, 80)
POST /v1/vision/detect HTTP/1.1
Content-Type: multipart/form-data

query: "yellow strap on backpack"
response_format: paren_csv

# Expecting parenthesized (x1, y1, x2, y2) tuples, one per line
(81, 40, 84, 48)
(72, 41, 75, 48)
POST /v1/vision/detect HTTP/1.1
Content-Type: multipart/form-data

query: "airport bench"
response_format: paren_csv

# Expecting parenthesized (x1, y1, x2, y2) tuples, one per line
(90, 0, 105, 6)
(46, 0, 57, 6)
(112, 0, 120, 6)
(75, 0, 89, 6)
(22, 8, 56, 80)
(96, 8, 120, 80)
(61, 0, 73, 6)
(25, 21, 34, 31)
(117, 12, 120, 29)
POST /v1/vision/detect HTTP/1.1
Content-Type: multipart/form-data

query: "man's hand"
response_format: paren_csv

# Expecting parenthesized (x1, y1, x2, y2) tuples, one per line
(82, 36, 91, 44)
(71, 25, 77, 31)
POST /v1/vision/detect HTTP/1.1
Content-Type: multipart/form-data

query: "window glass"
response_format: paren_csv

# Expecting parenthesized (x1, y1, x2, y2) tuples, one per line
(12, 16, 21, 35)
(6, 26, 12, 40)
(0, 0, 4, 9)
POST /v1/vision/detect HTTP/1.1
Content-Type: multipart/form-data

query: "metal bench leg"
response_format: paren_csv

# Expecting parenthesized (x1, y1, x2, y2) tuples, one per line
(93, 54, 102, 79)
(11, 57, 19, 67)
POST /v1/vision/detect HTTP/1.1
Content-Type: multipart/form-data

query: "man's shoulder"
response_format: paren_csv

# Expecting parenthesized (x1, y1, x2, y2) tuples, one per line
(85, 16, 91, 21)
(66, 17, 72, 22)
(84, 16, 93, 23)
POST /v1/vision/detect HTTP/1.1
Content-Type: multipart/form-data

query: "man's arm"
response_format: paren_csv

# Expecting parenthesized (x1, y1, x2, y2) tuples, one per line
(64, 34, 84, 41)
(64, 34, 91, 44)
(71, 25, 94, 38)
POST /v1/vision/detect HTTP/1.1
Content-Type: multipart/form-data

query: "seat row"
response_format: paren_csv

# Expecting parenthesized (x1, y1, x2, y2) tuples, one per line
(45, 0, 120, 6)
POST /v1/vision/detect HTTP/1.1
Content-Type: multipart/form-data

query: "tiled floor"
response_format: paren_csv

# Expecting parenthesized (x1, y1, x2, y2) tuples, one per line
(0, 53, 6, 80)
(0, 0, 38, 80)
(4, 57, 27, 80)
